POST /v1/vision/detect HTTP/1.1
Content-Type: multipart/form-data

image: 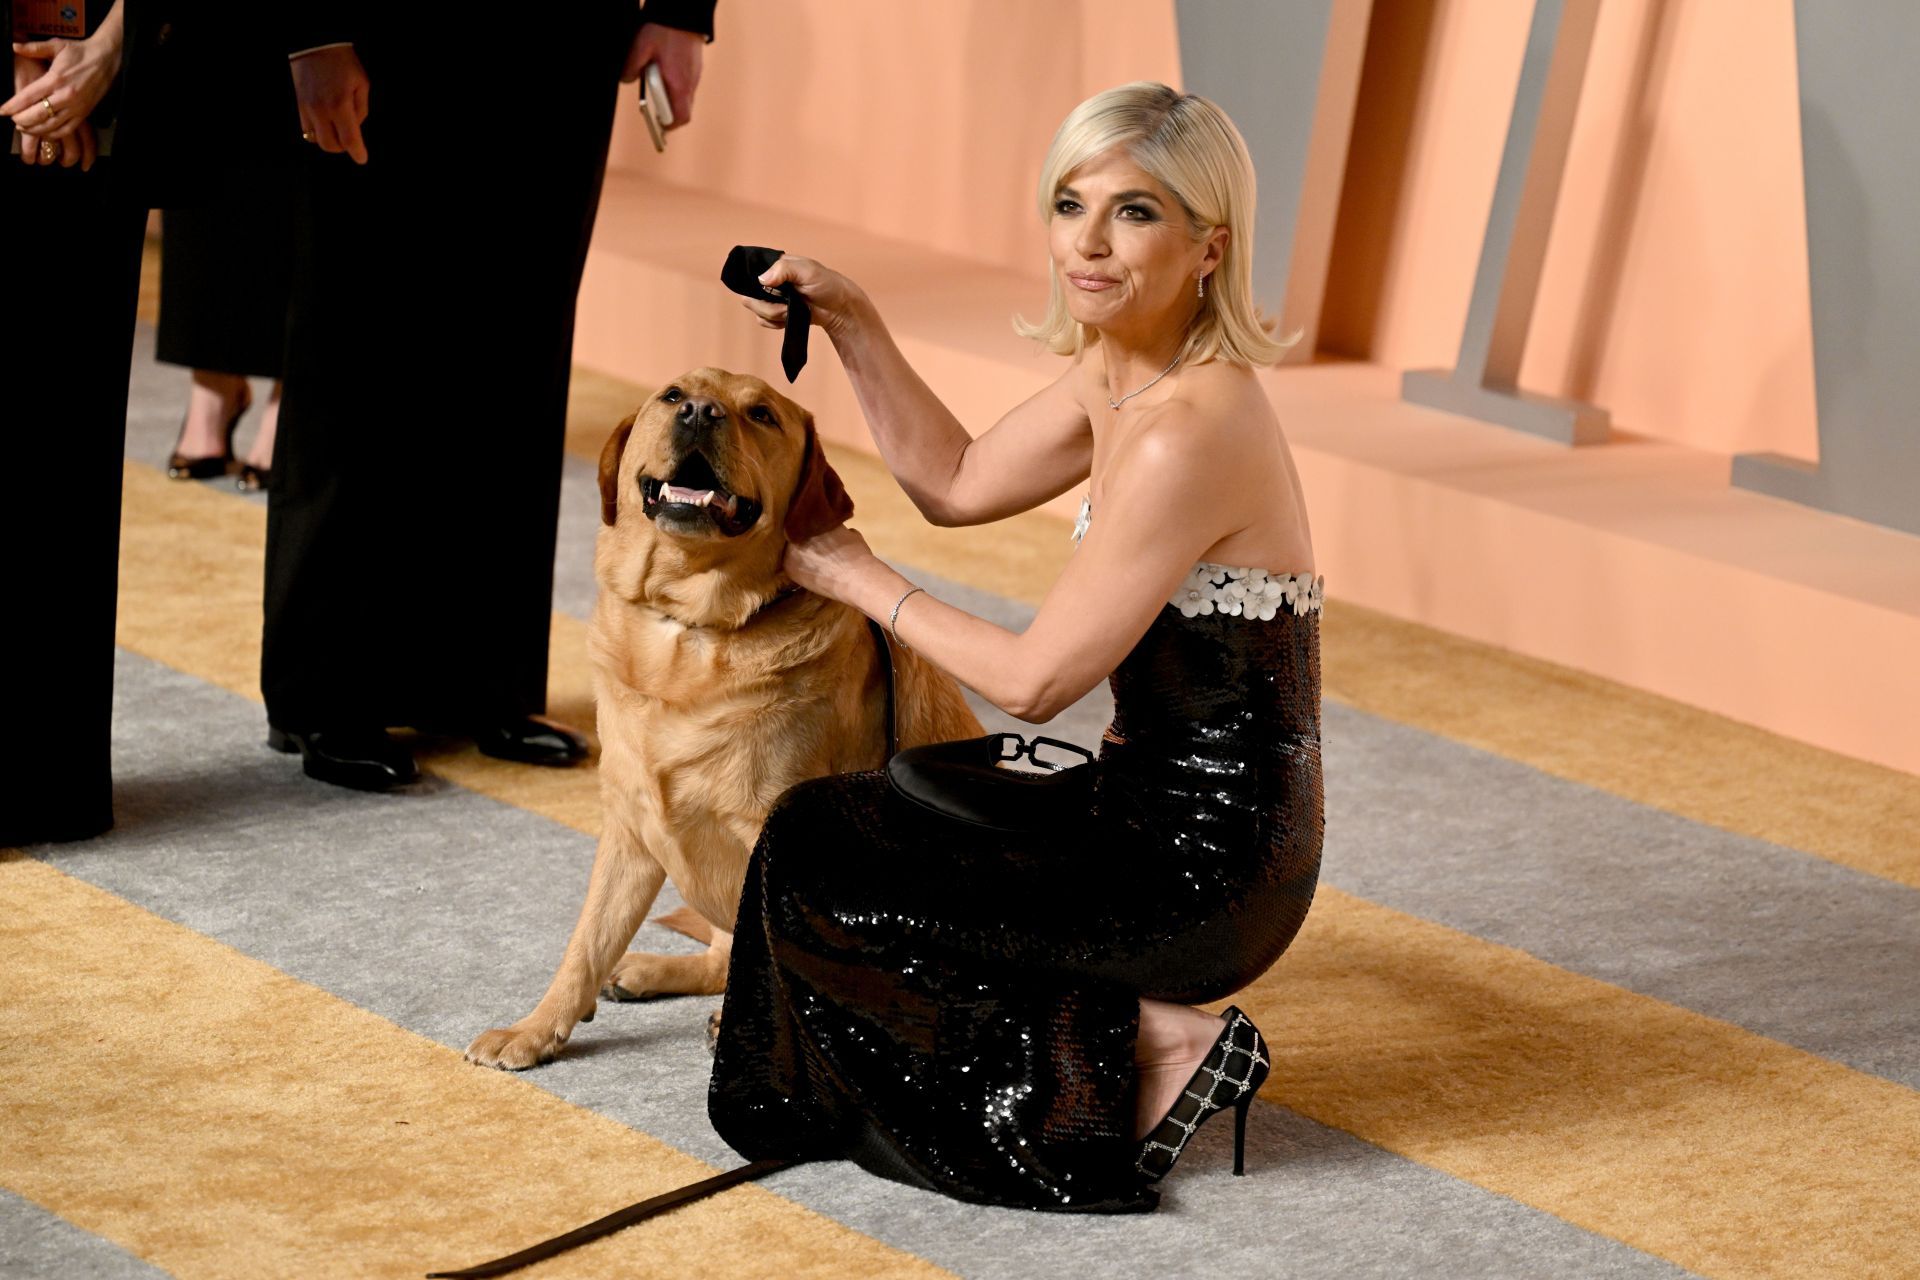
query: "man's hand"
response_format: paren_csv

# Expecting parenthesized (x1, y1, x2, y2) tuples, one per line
(291, 45, 370, 164)
(621, 24, 703, 129)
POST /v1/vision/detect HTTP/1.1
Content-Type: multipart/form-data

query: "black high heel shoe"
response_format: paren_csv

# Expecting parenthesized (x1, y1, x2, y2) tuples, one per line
(167, 389, 251, 480)
(1134, 1005, 1270, 1182)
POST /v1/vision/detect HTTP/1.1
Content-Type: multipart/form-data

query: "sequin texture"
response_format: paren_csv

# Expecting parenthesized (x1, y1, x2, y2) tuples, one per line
(708, 506, 1325, 1211)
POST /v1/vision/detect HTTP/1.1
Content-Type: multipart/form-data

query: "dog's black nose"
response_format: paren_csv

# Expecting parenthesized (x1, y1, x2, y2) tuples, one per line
(676, 398, 727, 430)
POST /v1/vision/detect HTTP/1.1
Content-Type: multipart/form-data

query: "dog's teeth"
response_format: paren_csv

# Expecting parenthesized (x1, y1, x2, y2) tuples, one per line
(656, 481, 739, 516)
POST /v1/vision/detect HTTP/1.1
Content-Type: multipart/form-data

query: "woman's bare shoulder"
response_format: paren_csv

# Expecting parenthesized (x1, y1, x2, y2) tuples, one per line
(1127, 364, 1274, 452)
(1113, 364, 1309, 565)
(1063, 351, 1108, 417)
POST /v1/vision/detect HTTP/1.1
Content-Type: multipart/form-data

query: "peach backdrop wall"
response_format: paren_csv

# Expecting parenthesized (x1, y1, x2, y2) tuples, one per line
(608, 0, 1181, 280)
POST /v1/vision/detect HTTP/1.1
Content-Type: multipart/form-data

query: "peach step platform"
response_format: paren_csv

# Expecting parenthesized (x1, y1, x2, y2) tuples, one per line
(574, 173, 1920, 778)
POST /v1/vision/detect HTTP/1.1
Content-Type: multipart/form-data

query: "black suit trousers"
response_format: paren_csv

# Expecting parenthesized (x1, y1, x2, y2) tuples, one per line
(0, 161, 148, 842)
(262, 28, 629, 731)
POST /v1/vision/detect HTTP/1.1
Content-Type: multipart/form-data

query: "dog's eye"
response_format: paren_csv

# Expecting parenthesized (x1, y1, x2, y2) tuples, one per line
(661, 386, 683, 404)
(747, 405, 777, 426)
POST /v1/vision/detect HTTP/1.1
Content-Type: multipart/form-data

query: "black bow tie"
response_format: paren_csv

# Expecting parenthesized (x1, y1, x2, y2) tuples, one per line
(720, 245, 810, 382)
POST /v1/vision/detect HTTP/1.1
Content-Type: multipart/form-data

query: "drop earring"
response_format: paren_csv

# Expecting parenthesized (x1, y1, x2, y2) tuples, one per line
(1197, 275, 1207, 299)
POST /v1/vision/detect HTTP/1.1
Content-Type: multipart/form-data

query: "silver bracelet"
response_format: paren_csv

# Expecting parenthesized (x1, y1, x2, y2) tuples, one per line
(888, 586, 926, 650)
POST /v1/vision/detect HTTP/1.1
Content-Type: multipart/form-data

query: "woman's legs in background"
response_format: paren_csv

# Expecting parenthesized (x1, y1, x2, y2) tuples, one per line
(171, 372, 279, 475)
(246, 382, 281, 473)
(173, 369, 250, 463)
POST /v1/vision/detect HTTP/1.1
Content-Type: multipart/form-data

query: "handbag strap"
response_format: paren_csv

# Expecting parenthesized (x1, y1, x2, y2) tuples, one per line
(1004, 733, 1094, 771)
(426, 1157, 802, 1278)
(867, 616, 898, 759)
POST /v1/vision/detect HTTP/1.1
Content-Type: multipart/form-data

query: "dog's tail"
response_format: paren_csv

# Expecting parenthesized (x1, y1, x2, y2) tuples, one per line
(652, 905, 716, 945)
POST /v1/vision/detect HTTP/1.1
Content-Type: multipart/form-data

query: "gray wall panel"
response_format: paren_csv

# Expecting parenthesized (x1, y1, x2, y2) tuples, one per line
(1733, 2, 1920, 537)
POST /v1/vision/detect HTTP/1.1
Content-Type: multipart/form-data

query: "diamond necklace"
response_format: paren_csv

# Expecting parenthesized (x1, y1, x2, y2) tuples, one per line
(1106, 349, 1183, 410)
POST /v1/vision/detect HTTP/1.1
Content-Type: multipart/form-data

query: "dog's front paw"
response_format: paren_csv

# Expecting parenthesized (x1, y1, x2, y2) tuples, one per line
(601, 952, 669, 1002)
(465, 1020, 569, 1070)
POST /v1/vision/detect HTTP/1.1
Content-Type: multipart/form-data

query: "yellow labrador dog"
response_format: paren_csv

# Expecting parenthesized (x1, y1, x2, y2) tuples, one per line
(466, 367, 981, 1069)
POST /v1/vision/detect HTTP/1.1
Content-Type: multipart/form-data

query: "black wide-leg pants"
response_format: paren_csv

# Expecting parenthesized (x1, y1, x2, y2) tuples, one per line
(0, 159, 147, 843)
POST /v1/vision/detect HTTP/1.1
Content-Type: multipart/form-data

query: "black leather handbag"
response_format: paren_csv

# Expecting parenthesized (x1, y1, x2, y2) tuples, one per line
(886, 732, 1096, 832)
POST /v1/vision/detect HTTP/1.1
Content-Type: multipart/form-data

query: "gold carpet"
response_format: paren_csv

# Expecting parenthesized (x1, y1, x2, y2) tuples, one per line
(1, 852, 949, 1280)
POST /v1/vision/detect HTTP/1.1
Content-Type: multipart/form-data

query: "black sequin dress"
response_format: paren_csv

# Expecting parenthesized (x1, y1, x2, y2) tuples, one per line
(709, 500, 1325, 1212)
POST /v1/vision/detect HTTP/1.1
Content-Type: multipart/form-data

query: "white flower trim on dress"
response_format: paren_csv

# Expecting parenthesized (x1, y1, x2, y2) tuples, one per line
(1170, 563, 1323, 619)
(1072, 495, 1323, 620)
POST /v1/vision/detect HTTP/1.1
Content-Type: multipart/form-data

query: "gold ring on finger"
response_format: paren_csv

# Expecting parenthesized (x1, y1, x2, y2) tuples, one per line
(41, 98, 56, 123)
(40, 139, 58, 161)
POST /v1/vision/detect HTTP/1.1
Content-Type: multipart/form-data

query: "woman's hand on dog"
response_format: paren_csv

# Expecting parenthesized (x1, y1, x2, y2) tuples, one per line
(743, 254, 871, 340)
(783, 522, 900, 611)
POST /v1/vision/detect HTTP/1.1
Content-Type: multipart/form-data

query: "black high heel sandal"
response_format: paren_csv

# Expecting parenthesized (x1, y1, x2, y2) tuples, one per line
(167, 389, 250, 480)
(1134, 1004, 1270, 1182)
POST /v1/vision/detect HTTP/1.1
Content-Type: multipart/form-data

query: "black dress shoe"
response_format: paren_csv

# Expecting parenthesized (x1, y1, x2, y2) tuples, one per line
(471, 715, 589, 767)
(268, 725, 419, 791)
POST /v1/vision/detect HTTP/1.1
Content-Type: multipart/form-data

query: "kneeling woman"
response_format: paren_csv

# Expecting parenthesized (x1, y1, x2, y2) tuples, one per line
(712, 81, 1324, 1212)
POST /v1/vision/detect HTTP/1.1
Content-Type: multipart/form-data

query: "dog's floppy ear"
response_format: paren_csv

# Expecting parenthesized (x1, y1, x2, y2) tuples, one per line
(598, 412, 639, 527)
(784, 415, 855, 542)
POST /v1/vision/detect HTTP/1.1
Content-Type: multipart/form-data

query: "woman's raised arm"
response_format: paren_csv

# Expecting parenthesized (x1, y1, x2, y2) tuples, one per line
(747, 255, 1094, 527)
(785, 400, 1240, 723)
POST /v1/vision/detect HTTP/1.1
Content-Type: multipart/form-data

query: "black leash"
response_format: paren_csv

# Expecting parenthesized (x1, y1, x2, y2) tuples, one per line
(866, 616, 899, 759)
(426, 1156, 800, 1278)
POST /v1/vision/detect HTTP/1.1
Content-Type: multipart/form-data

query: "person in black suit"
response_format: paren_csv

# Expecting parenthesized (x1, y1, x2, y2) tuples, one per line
(262, 1, 716, 791)
(0, 1, 292, 843)
(2, 4, 143, 845)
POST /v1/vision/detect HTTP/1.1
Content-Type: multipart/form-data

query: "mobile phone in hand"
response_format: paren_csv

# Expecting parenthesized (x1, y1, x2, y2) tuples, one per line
(639, 62, 673, 152)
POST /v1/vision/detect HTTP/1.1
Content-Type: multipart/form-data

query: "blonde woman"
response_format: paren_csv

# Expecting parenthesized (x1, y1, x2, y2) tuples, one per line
(713, 82, 1324, 1215)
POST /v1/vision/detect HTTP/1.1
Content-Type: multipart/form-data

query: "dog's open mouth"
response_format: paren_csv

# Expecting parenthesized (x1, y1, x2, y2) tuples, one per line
(640, 451, 762, 537)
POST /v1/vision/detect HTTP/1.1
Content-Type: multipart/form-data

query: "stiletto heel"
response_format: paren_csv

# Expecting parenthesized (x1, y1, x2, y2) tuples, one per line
(1232, 1093, 1251, 1175)
(1134, 1005, 1270, 1183)
(167, 387, 250, 480)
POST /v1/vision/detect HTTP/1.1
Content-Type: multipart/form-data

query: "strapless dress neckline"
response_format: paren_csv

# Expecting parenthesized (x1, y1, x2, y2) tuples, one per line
(1073, 494, 1324, 620)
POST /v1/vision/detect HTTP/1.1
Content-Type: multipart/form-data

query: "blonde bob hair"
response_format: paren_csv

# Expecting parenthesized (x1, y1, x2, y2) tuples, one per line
(1015, 81, 1296, 368)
